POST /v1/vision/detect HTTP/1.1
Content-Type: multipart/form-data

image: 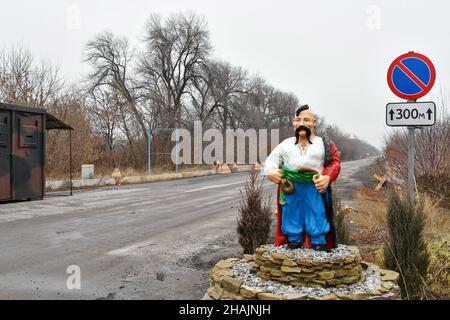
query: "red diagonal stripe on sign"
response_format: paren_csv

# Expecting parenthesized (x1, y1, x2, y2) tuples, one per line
(395, 61, 427, 90)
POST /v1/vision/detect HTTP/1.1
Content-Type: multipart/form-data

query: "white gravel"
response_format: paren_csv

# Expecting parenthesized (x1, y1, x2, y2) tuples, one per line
(263, 244, 357, 263)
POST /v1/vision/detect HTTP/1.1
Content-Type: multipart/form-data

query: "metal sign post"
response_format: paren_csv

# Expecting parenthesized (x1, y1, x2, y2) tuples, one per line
(176, 128, 180, 174)
(385, 100, 436, 205)
(386, 51, 436, 205)
(407, 125, 415, 205)
(148, 127, 180, 176)
(406, 98, 417, 206)
(148, 127, 152, 175)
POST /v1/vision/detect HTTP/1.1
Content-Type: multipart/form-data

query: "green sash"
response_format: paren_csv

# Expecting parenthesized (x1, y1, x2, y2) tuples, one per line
(279, 164, 317, 205)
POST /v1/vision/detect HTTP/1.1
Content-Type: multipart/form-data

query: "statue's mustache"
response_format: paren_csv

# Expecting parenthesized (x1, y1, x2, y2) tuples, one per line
(295, 126, 312, 145)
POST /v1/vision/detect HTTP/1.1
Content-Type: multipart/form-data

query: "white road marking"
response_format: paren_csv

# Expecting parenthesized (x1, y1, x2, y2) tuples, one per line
(108, 239, 157, 256)
(181, 181, 245, 194)
(194, 196, 235, 207)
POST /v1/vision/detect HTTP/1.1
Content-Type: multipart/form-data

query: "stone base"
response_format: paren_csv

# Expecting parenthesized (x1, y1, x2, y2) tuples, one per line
(253, 244, 363, 288)
(204, 245, 401, 300)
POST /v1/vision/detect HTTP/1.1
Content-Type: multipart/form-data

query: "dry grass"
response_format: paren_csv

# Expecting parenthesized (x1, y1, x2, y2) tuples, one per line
(425, 236, 450, 299)
(352, 187, 388, 229)
(352, 187, 450, 243)
(346, 187, 388, 262)
(419, 193, 450, 238)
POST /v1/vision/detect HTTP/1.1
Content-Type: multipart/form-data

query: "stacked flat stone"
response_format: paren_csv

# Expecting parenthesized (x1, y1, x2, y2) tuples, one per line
(204, 244, 401, 300)
(253, 244, 362, 288)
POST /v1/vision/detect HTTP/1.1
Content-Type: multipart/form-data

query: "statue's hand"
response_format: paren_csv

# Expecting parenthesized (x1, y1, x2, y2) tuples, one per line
(267, 169, 283, 184)
(313, 174, 330, 193)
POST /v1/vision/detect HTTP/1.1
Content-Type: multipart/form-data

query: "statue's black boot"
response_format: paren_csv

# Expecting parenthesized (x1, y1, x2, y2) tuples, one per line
(287, 242, 302, 250)
(311, 244, 330, 252)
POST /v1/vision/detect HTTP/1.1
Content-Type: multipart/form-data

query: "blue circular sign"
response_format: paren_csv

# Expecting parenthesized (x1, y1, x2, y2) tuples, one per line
(387, 52, 436, 100)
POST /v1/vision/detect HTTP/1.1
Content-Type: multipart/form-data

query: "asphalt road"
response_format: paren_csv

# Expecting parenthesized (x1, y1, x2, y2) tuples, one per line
(0, 157, 375, 299)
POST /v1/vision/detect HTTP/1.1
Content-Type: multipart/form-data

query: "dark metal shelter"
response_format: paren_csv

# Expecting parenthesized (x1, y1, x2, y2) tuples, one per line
(0, 103, 73, 202)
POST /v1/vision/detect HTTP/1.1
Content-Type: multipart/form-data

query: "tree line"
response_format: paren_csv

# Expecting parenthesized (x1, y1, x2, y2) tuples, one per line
(0, 12, 379, 178)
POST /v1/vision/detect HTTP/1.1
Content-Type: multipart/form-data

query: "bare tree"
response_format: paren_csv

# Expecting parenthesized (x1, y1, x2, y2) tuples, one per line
(87, 89, 120, 151)
(46, 87, 99, 177)
(186, 62, 213, 126)
(84, 31, 148, 141)
(0, 46, 63, 107)
(138, 13, 212, 128)
(206, 60, 248, 131)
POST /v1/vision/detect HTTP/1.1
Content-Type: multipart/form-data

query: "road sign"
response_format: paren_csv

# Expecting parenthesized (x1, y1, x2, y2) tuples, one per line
(387, 52, 436, 100)
(386, 101, 436, 127)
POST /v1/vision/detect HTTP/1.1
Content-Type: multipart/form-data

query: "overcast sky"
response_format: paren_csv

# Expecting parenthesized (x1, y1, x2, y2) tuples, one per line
(1, 0, 449, 148)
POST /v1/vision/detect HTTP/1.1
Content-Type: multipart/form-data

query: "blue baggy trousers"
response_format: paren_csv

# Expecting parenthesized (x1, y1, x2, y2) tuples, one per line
(281, 182, 331, 245)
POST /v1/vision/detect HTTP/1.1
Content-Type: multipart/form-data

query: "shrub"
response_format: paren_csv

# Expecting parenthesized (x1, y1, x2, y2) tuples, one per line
(236, 167, 272, 254)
